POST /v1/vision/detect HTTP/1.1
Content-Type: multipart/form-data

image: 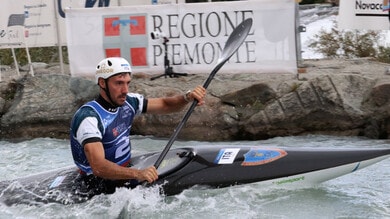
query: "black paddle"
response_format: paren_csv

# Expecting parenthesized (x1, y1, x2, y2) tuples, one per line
(152, 18, 253, 173)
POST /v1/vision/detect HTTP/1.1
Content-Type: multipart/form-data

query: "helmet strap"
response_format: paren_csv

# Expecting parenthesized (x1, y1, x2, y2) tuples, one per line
(100, 78, 120, 108)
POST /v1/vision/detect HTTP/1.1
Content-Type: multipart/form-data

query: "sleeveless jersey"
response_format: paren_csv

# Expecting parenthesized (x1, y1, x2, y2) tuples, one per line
(70, 93, 144, 175)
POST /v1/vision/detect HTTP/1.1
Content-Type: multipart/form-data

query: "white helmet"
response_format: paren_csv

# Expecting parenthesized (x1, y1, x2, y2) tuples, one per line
(95, 57, 132, 84)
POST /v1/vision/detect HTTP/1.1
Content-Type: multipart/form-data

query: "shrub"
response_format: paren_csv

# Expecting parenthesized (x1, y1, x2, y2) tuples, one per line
(308, 22, 389, 62)
(341, 30, 379, 58)
(308, 26, 341, 58)
(0, 46, 68, 66)
(377, 46, 390, 63)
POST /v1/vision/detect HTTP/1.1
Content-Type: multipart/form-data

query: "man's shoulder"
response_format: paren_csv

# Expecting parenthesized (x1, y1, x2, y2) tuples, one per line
(75, 103, 99, 119)
(125, 93, 146, 113)
(126, 93, 144, 105)
(126, 93, 144, 100)
(71, 103, 101, 135)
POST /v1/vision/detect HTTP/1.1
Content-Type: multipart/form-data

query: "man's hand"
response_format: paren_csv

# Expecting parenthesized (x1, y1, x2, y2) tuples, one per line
(137, 166, 158, 183)
(189, 85, 206, 106)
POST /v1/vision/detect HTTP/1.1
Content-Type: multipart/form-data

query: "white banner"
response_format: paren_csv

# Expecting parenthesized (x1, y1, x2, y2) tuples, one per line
(339, 0, 390, 30)
(0, 0, 67, 48)
(66, 0, 297, 77)
(0, 0, 178, 48)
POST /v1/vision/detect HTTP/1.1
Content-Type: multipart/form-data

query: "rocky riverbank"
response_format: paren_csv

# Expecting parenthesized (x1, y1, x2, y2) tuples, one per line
(1, 58, 390, 141)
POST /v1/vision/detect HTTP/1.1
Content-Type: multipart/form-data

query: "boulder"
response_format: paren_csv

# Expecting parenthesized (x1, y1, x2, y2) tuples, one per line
(1, 59, 390, 141)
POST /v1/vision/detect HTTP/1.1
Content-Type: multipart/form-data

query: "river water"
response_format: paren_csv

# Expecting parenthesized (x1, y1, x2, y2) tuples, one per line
(0, 135, 389, 219)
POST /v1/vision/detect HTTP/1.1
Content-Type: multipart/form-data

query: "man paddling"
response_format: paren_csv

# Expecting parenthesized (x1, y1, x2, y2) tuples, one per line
(70, 57, 206, 196)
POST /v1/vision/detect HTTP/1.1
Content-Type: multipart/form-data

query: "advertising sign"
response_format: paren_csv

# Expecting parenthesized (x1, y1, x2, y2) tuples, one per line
(339, 0, 390, 30)
(66, 0, 297, 77)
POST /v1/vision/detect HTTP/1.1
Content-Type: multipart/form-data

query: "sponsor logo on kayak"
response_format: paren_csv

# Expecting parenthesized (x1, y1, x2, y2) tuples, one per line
(159, 157, 182, 170)
(49, 175, 66, 189)
(241, 148, 287, 166)
(273, 176, 305, 185)
(214, 148, 240, 164)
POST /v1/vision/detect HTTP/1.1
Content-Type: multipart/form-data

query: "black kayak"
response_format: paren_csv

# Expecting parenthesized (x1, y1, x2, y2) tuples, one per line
(1, 145, 389, 205)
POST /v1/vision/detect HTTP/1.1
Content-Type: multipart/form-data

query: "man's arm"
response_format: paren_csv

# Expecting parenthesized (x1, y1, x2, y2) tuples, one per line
(84, 142, 158, 183)
(146, 85, 206, 114)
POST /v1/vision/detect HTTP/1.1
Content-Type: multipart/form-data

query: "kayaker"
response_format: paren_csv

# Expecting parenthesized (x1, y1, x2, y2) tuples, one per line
(69, 57, 206, 196)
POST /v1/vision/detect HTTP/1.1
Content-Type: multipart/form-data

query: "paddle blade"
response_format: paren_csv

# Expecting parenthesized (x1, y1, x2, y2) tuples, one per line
(220, 18, 253, 63)
(204, 18, 253, 89)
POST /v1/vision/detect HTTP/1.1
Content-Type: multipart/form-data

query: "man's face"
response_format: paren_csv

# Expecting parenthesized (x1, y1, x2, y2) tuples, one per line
(103, 73, 131, 106)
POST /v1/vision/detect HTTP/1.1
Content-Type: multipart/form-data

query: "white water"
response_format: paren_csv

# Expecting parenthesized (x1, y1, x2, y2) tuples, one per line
(0, 135, 389, 219)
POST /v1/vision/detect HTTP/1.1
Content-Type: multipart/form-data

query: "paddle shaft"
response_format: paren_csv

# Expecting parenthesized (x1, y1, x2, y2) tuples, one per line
(153, 62, 226, 169)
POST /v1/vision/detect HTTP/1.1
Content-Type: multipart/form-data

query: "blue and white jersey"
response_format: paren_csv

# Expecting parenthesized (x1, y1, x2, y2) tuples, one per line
(70, 93, 145, 175)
